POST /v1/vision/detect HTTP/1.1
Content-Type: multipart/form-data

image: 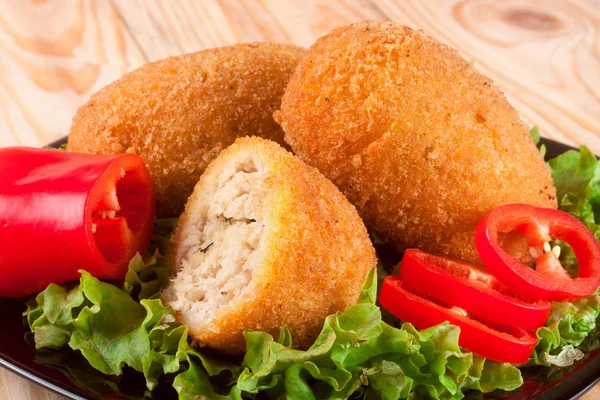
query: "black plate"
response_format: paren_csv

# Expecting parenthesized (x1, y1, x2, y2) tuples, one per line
(0, 137, 599, 400)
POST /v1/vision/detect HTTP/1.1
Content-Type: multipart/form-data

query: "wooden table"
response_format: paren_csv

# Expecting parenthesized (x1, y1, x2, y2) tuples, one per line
(0, 0, 599, 399)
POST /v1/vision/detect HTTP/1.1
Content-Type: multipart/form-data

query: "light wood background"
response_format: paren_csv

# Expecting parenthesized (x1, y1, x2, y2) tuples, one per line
(0, 0, 599, 399)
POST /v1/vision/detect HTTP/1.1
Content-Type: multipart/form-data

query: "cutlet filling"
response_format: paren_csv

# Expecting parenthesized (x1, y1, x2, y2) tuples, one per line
(166, 159, 265, 328)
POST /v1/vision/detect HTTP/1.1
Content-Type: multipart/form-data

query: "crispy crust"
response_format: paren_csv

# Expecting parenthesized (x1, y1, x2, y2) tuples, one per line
(275, 21, 557, 265)
(68, 43, 305, 217)
(166, 137, 376, 354)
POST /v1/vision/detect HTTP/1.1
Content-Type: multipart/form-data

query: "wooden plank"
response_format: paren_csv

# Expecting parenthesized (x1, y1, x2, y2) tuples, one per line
(374, 0, 600, 151)
(2, 0, 599, 151)
(0, 370, 63, 400)
(108, 0, 385, 57)
(0, 0, 146, 147)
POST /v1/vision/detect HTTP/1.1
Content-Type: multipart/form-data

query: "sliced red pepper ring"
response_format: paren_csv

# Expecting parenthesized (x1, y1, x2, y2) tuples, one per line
(379, 276, 537, 364)
(399, 249, 552, 331)
(0, 147, 156, 298)
(475, 203, 600, 302)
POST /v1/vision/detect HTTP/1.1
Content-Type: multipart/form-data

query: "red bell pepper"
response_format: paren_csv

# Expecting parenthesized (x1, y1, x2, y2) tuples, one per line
(475, 203, 600, 302)
(0, 147, 155, 298)
(399, 249, 552, 331)
(380, 276, 538, 364)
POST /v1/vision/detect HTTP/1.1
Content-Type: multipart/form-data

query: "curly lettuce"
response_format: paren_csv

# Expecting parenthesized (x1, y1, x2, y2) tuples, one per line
(529, 145, 600, 368)
(236, 270, 521, 399)
(25, 267, 522, 399)
(547, 145, 600, 240)
(26, 268, 239, 399)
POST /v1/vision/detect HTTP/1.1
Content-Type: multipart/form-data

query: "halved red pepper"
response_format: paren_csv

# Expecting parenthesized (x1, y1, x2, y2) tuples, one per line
(380, 276, 538, 364)
(475, 203, 600, 302)
(0, 147, 155, 297)
(399, 249, 552, 331)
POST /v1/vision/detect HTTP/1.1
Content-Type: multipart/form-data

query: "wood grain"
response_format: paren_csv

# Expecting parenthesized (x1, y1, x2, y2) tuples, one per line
(0, 371, 62, 400)
(2, 0, 599, 151)
(0, 0, 600, 399)
(375, 0, 600, 154)
(0, 0, 146, 147)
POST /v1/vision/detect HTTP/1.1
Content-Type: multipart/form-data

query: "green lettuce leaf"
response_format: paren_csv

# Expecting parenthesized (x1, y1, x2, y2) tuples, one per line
(32, 347, 154, 400)
(529, 126, 546, 157)
(237, 269, 522, 400)
(529, 146, 600, 367)
(529, 126, 541, 145)
(124, 251, 171, 301)
(26, 267, 522, 399)
(531, 292, 600, 367)
(547, 145, 600, 240)
(26, 258, 239, 399)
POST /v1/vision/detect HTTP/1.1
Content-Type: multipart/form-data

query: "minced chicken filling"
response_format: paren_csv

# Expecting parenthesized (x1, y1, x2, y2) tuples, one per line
(166, 161, 265, 327)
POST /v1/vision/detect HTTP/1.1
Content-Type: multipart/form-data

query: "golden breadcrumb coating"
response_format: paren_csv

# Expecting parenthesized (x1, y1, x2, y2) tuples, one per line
(163, 137, 376, 355)
(275, 21, 557, 265)
(68, 43, 305, 217)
